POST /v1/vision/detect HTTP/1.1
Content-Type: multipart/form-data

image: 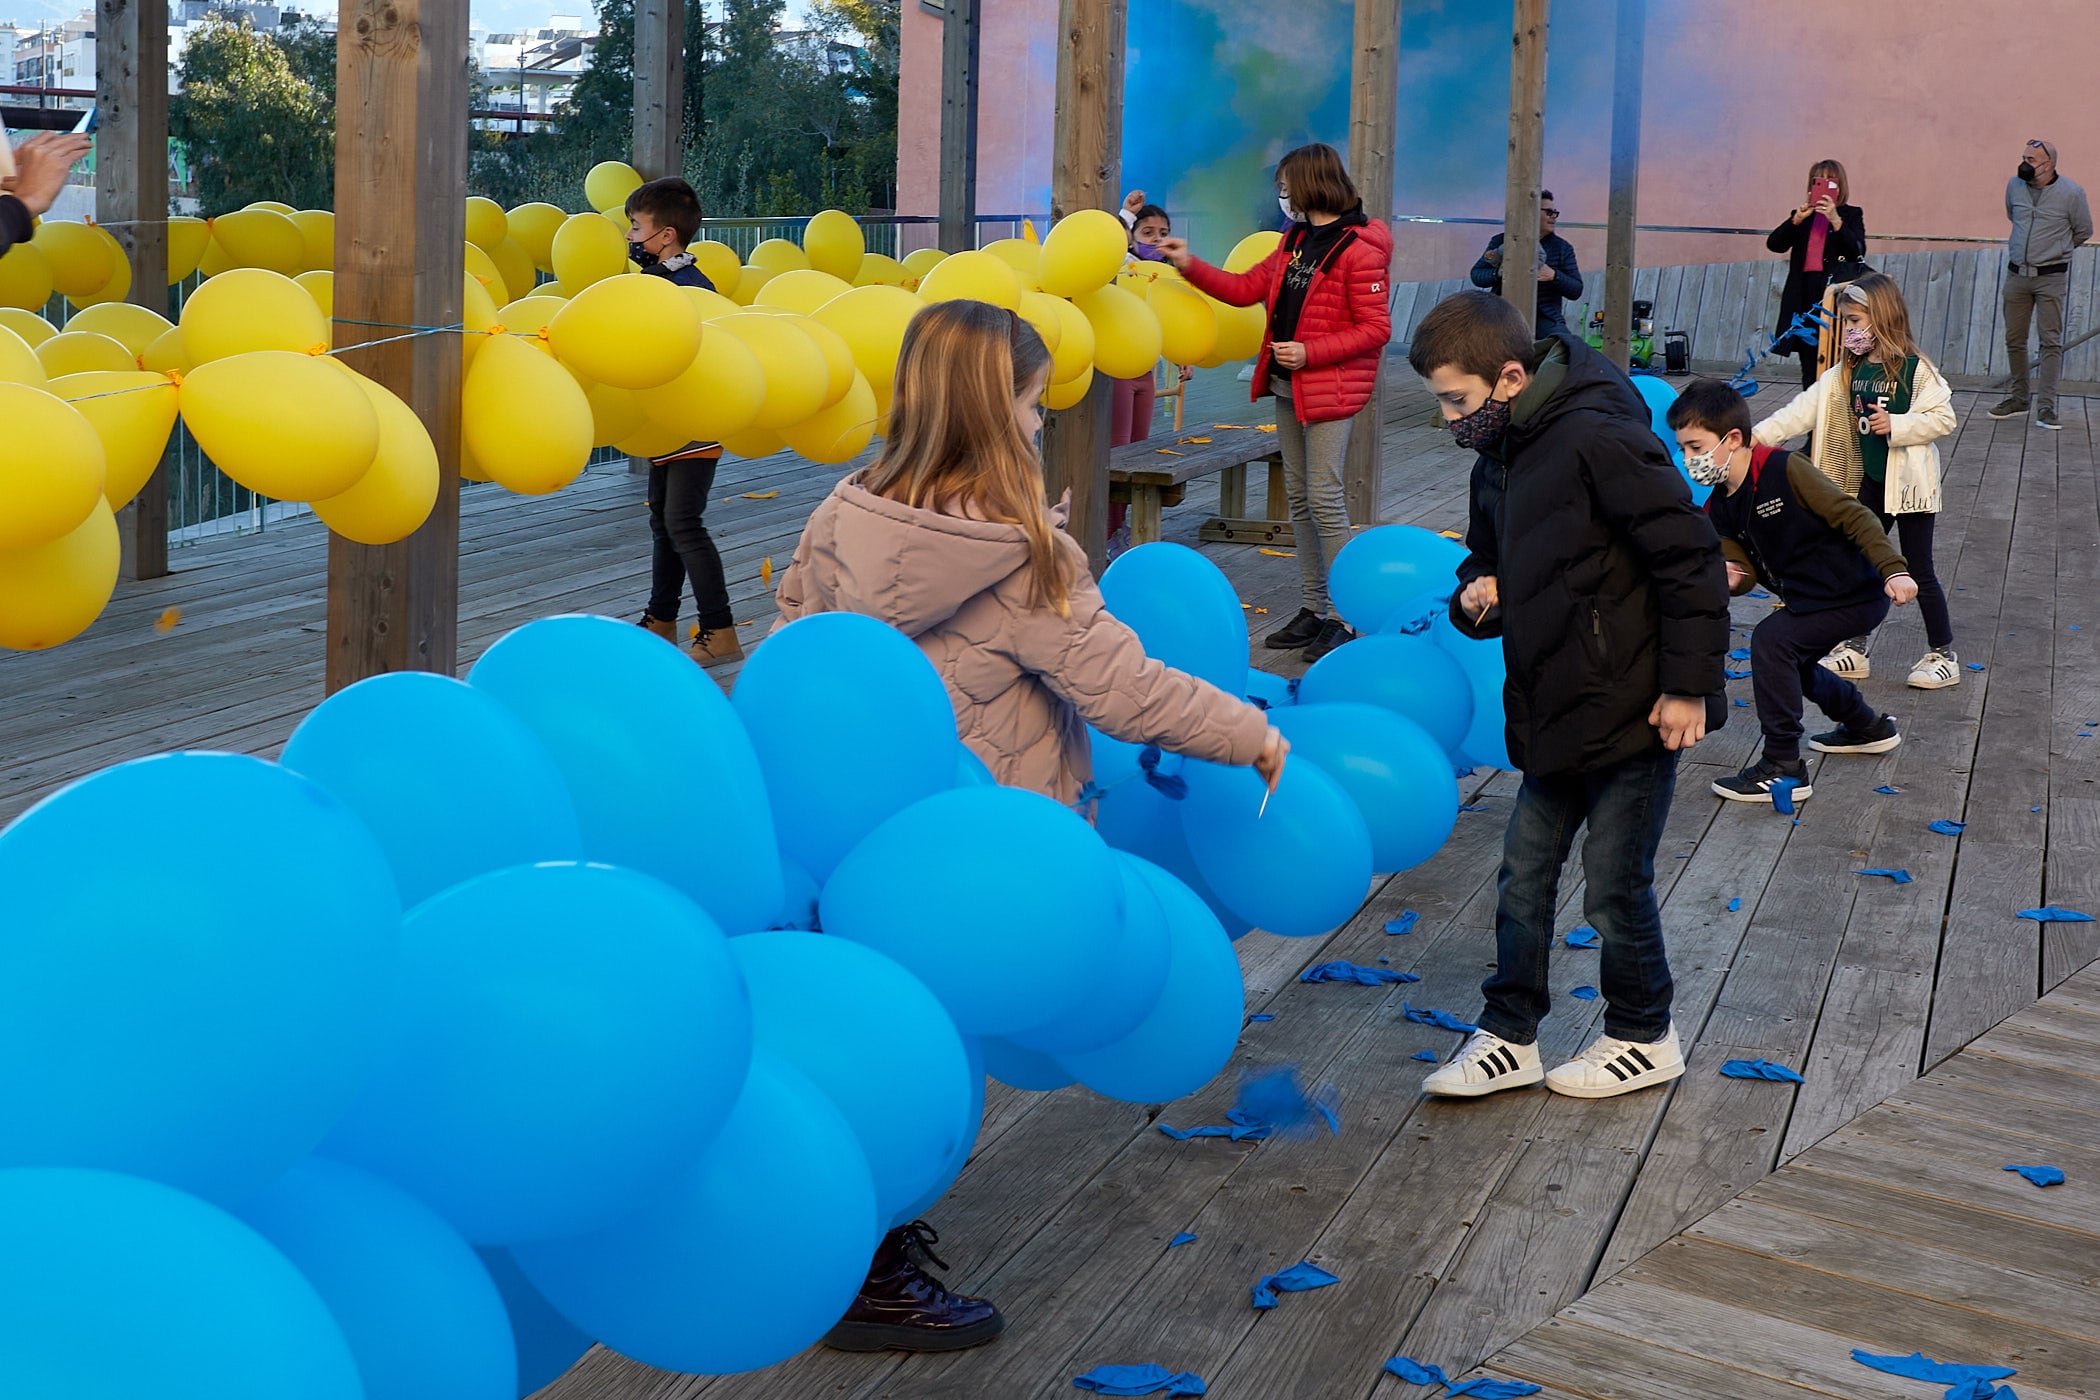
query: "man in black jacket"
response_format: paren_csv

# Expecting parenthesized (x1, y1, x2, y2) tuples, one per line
(1469, 191, 1583, 337)
(1406, 290, 1728, 1103)
(0, 132, 92, 257)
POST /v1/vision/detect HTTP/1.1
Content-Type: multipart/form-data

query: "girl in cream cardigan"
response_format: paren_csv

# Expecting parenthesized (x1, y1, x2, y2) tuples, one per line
(1754, 273, 1960, 688)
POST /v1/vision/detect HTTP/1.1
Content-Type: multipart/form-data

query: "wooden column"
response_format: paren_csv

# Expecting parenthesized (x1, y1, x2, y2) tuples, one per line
(937, 0, 980, 254)
(327, 0, 467, 688)
(99, 0, 169, 581)
(1500, 0, 1549, 333)
(1601, 0, 1644, 369)
(1343, 0, 1399, 528)
(1042, 0, 1126, 574)
(633, 0, 684, 180)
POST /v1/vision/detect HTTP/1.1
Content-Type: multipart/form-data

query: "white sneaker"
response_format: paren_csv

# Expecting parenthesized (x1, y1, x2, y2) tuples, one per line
(1818, 643, 1870, 681)
(1908, 649, 1960, 690)
(1422, 1030, 1544, 1098)
(1545, 1024, 1685, 1099)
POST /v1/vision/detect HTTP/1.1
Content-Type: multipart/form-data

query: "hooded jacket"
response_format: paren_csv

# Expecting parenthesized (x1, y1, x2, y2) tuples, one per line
(773, 476, 1270, 804)
(1447, 336, 1731, 777)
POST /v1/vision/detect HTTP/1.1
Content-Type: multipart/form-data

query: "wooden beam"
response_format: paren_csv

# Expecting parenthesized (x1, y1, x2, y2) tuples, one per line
(1042, 0, 1126, 575)
(1343, 0, 1399, 528)
(327, 0, 467, 689)
(98, 0, 169, 582)
(937, 0, 981, 254)
(633, 0, 684, 181)
(1601, 0, 1644, 369)
(1501, 0, 1549, 333)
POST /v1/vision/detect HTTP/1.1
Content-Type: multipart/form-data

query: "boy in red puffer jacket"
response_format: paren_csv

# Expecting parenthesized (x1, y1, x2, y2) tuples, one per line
(1160, 142, 1394, 662)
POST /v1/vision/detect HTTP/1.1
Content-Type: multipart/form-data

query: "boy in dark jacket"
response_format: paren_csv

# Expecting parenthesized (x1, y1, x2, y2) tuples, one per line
(1408, 291, 1728, 1101)
(1666, 379, 1916, 803)
(624, 177, 741, 667)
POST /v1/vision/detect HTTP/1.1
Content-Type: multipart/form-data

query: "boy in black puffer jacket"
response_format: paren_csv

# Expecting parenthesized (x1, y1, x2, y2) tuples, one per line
(1407, 291, 1729, 1103)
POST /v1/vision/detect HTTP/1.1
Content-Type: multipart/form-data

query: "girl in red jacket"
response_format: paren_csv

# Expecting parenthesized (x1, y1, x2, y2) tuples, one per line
(1161, 142, 1395, 661)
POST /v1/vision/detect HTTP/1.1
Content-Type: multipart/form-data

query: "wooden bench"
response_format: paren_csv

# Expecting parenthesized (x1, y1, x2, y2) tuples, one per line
(1106, 424, 1294, 548)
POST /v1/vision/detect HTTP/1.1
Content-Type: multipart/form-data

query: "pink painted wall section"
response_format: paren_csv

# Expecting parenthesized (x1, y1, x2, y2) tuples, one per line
(898, 0, 1060, 223)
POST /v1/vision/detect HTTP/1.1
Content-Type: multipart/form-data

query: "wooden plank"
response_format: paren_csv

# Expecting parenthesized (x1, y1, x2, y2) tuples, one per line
(1917, 248, 1956, 367)
(1488, 1317, 1831, 1400)
(1962, 247, 1999, 378)
(937, 0, 979, 253)
(632, 0, 684, 180)
(2045, 400, 2100, 983)
(1800, 1103, 2100, 1238)
(1600, 0, 1643, 369)
(2062, 244, 2098, 384)
(1341, 0, 1397, 525)
(1499, 0, 1547, 331)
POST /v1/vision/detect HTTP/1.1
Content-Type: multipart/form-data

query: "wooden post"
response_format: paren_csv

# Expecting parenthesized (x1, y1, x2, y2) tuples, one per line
(327, 0, 467, 688)
(98, 0, 169, 581)
(1343, 0, 1399, 528)
(1500, 0, 1549, 333)
(633, 0, 684, 180)
(1601, 0, 1644, 369)
(937, 0, 980, 254)
(1042, 0, 1125, 574)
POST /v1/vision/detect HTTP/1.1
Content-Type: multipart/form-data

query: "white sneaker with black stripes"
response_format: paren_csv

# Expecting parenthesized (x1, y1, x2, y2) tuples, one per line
(1421, 1030, 1544, 1098)
(1545, 1024, 1685, 1098)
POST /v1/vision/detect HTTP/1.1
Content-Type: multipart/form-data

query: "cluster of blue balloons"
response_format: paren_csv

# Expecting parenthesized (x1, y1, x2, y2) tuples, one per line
(0, 609, 1263, 1398)
(1628, 374, 1709, 506)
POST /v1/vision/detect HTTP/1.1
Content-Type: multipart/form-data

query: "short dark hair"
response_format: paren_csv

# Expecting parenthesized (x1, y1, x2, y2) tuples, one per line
(1540, 189, 1555, 202)
(1132, 203, 1170, 229)
(1408, 291, 1533, 382)
(625, 176, 702, 245)
(1665, 378, 1754, 444)
(1276, 143, 1361, 218)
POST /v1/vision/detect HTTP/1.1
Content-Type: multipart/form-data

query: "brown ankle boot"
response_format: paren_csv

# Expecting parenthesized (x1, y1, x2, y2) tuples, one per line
(638, 612, 677, 643)
(689, 626, 745, 668)
(821, 1221, 1006, 1353)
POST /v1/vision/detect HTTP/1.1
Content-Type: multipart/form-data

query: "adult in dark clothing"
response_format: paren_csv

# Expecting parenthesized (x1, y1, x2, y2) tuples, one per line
(1991, 139, 2093, 431)
(1767, 159, 1867, 388)
(1469, 191, 1583, 338)
(1406, 290, 1729, 1104)
(0, 132, 92, 256)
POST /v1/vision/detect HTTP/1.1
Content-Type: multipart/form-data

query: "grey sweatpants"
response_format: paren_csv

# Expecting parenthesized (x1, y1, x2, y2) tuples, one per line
(2004, 269, 2068, 411)
(1271, 376, 1356, 616)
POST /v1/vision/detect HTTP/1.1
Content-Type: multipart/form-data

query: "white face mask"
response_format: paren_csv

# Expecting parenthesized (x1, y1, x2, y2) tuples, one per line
(1278, 194, 1304, 223)
(1685, 439, 1734, 487)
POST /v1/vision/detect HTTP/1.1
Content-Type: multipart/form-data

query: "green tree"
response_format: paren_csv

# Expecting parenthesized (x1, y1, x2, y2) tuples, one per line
(169, 16, 335, 214)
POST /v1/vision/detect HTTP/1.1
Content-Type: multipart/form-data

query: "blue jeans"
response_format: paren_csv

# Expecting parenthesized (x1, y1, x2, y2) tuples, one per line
(1478, 748, 1678, 1045)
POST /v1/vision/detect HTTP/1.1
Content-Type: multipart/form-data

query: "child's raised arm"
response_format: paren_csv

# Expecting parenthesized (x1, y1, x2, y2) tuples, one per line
(1752, 379, 1821, 447)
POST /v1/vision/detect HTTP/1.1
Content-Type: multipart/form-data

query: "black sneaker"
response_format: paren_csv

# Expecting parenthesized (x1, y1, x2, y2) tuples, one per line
(1808, 713, 1902, 755)
(1712, 758, 1813, 804)
(1302, 618, 1357, 662)
(1987, 395, 2029, 420)
(1264, 608, 1324, 649)
(2037, 406, 2062, 431)
(821, 1221, 1006, 1353)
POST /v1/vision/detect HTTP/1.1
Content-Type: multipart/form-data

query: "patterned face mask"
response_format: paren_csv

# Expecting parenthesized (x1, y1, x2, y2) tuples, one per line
(1841, 325, 1877, 357)
(1450, 392, 1513, 450)
(1685, 440, 1732, 487)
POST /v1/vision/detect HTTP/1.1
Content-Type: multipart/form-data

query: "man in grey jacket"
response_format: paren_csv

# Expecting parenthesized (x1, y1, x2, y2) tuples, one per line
(1991, 139, 2093, 432)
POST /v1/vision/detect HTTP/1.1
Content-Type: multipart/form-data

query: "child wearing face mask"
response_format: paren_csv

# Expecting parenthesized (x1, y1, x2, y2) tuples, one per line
(1104, 194, 1196, 553)
(1752, 273, 1957, 689)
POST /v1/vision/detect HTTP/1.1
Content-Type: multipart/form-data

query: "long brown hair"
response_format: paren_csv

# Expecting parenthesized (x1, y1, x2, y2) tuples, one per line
(1839, 271, 1932, 377)
(864, 299, 1070, 614)
(1276, 143, 1361, 218)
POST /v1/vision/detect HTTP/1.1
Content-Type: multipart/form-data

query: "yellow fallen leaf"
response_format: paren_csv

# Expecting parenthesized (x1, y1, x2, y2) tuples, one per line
(689, 624, 700, 642)
(1155, 448, 1184, 456)
(1254, 607, 1268, 615)
(1255, 424, 1277, 433)
(1213, 422, 1255, 430)
(1438, 529, 1464, 539)
(1177, 436, 1213, 445)
(1241, 603, 1252, 610)
(1259, 548, 1296, 558)
(761, 557, 774, 588)
(742, 491, 780, 500)
(154, 607, 182, 634)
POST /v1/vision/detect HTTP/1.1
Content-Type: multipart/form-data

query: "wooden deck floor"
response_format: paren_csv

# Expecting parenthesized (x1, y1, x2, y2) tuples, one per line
(4, 370, 2097, 1399)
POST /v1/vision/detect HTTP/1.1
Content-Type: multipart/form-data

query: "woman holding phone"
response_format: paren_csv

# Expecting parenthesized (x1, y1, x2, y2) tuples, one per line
(1768, 160, 1867, 387)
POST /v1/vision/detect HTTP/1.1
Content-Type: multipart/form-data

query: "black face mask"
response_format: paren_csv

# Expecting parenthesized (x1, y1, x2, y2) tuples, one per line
(628, 238, 662, 269)
(2018, 161, 2038, 182)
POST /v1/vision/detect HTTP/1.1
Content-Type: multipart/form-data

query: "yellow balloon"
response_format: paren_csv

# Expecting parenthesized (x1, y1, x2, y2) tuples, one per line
(464, 241, 506, 299)
(0, 381, 106, 549)
(460, 435, 491, 482)
(0, 496, 118, 651)
(0, 308, 55, 348)
(462, 332, 594, 495)
(210, 207, 306, 274)
(917, 250, 1021, 310)
(720, 427, 786, 459)
(901, 247, 947, 280)
(715, 313, 825, 429)
(551, 212, 629, 290)
(1205, 299, 1267, 365)
(584, 161, 645, 213)
(750, 239, 812, 277)
(812, 284, 921, 396)
(802, 209, 866, 282)
(982, 238, 1043, 292)
(497, 294, 568, 350)
(689, 240, 742, 294)
(178, 350, 381, 500)
(635, 323, 766, 441)
(0, 244, 55, 311)
(679, 285, 743, 322)
(465, 197, 510, 253)
(0, 323, 50, 386)
(616, 416, 694, 460)
(140, 326, 194, 376)
(730, 265, 775, 306)
(65, 301, 174, 357)
(1072, 284, 1163, 380)
(583, 378, 649, 449)
(490, 238, 537, 305)
(197, 237, 236, 279)
(180, 267, 330, 363)
(1147, 279, 1218, 366)
(32, 221, 113, 298)
(50, 370, 180, 511)
(547, 273, 702, 390)
(852, 253, 912, 288)
(784, 314, 855, 408)
(167, 216, 211, 283)
(294, 269, 335, 321)
(312, 370, 441, 544)
(1047, 295, 1095, 384)
(38, 331, 137, 378)
(1224, 230, 1284, 274)
(1045, 365, 1095, 411)
(781, 370, 877, 465)
(246, 200, 297, 216)
(507, 202, 568, 271)
(755, 268, 854, 318)
(1039, 209, 1129, 298)
(65, 228, 133, 309)
(458, 273, 501, 372)
(1017, 290, 1066, 356)
(290, 209, 335, 272)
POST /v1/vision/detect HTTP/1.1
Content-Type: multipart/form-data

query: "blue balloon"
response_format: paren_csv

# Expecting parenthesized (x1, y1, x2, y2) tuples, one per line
(886, 1036, 985, 1230)
(1298, 632, 1474, 758)
(281, 671, 582, 909)
(1088, 724, 1150, 791)
(821, 787, 1121, 1036)
(769, 854, 822, 930)
(469, 615, 784, 935)
(1243, 666, 1296, 711)
(981, 1035, 1077, 1091)
(1375, 588, 1449, 636)
(0, 1167, 363, 1400)
(324, 862, 752, 1246)
(1181, 755, 1373, 937)
(514, 1053, 879, 1376)
(955, 745, 997, 787)
(730, 931, 975, 1223)
(1631, 373, 1706, 505)
(475, 1248, 595, 1399)
(0, 752, 398, 1205)
(1427, 610, 1512, 770)
(1326, 524, 1468, 633)
(731, 612, 958, 882)
(1058, 859, 1245, 1103)
(240, 1158, 516, 1400)
(1270, 703, 1459, 873)
(1091, 767, 1255, 940)
(1006, 852, 1171, 1054)
(1098, 541, 1250, 694)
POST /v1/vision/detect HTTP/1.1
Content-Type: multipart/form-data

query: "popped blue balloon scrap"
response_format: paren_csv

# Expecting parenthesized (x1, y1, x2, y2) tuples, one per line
(1728, 897, 1742, 912)
(1850, 1350, 2016, 1386)
(1411, 1050, 1439, 1062)
(1749, 589, 1771, 598)
(1858, 868, 1913, 884)
(1875, 785, 1903, 795)
(1945, 1382, 2019, 1400)
(1772, 778, 1798, 814)
(1725, 668, 1753, 679)
(1247, 1013, 1275, 1022)
(1733, 698, 1750, 707)
(1156, 1110, 1271, 1142)
(1728, 647, 1751, 660)
(1249, 1260, 1339, 1310)
(1301, 960, 1420, 986)
(2004, 1164, 2065, 1187)
(1168, 1232, 1198, 1248)
(1570, 985, 1599, 1000)
(1071, 1363, 1208, 1396)
(2018, 906, 2095, 923)
(1720, 1059, 1805, 1083)
(1385, 1357, 1449, 1385)
(1403, 1002, 1479, 1033)
(1929, 820, 1966, 835)
(1386, 911, 1420, 936)
(1234, 1066, 1340, 1138)
(1444, 1383, 1542, 1399)
(1565, 926, 1600, 948)
(1967, 663, 1987, 672)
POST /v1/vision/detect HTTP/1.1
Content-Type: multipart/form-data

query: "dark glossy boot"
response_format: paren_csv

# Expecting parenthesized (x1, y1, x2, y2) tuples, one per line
(1264, 607, 1325, 649)
(820, 1221, 1006, 1353)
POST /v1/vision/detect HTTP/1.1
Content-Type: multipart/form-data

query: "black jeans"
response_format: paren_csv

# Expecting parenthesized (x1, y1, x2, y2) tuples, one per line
(1858, 475, 1952, 651)
(647, 459, 733, 631)
(1750, 595, 1888, 763)
(1479, 747, 1678, 1046)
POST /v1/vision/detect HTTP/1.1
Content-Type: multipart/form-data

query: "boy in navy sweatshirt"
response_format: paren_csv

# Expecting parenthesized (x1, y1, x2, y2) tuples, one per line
(1667, 379, 1917, 804)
